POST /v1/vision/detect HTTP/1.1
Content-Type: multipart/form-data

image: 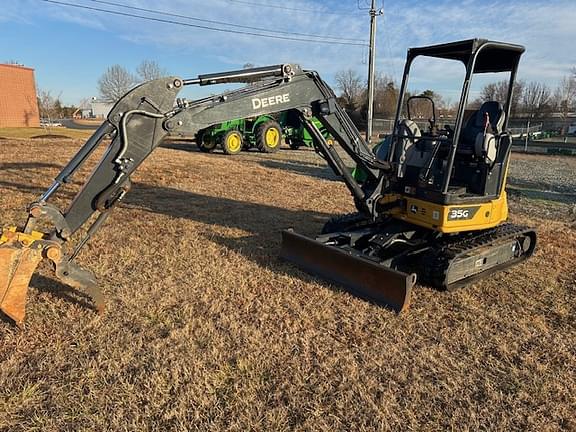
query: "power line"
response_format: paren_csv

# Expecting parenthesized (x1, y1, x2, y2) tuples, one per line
(228, 0, 363, 16)
(85, 0, 365, 43)
(39, 0, 368, 46)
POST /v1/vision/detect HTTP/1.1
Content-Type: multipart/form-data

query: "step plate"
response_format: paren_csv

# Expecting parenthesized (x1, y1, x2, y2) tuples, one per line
(280, 229, 415, 312)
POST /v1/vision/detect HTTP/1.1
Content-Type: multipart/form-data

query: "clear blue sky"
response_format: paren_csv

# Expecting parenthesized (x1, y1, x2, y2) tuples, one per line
(1, 0, 574, 105)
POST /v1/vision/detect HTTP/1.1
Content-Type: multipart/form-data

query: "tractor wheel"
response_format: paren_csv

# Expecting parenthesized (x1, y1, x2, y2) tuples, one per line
(220, 130, 243, 155)
(195, 130, 217, 153)
(256, 120, 282, 153)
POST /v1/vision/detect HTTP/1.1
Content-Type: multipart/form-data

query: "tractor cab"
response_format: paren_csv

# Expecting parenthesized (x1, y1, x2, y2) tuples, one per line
(387, 39, 525, 205)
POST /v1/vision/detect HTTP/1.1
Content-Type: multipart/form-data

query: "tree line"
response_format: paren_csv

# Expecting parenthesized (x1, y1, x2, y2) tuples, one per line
(334, 68, 576, 133)
(36, 59, 575, 135)
(97, 60, 167, 102)
(36, 60, 167, 120)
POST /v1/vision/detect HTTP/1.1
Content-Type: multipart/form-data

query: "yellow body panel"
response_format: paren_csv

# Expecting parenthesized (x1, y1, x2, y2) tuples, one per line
(384, 192, 509, 233)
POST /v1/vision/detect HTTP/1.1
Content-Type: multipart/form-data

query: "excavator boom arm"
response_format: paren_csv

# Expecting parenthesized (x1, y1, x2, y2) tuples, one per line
(49, 64, 383, 238)
(0, 63, 391, 325)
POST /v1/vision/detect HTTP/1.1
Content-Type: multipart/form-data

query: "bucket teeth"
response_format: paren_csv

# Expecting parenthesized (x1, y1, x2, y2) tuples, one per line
(0, 244, 43, 326)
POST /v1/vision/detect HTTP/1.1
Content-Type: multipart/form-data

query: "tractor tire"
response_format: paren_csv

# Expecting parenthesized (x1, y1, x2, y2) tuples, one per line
(256, 120, 282, 153)
(195, 130, 217, 153)
(220, 130, 243, 155)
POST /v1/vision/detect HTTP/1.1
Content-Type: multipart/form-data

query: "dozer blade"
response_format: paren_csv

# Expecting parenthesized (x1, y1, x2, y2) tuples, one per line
(0, 243, 42, 326)
(280, 229, 415, 312)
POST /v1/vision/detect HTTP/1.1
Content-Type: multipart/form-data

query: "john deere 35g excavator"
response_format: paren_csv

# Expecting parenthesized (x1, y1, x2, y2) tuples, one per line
(0, 39, 536, 326)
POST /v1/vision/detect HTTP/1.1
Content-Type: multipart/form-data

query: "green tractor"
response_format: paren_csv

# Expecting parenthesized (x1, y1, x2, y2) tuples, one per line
(195, 115, 282, 155)
(280, 110, 334, 149)
(195, 110, 333, 155)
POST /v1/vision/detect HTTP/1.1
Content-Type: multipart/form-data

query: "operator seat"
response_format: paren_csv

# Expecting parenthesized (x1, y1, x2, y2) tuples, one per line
(395, 119, 421, 178)
(459, 101, 505, 163)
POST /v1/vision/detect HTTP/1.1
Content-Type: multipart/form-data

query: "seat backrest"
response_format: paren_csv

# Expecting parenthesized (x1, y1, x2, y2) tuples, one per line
(473, 101, 505, 134)
(459, 101, 505, 154)
(394, 119, 421, 178)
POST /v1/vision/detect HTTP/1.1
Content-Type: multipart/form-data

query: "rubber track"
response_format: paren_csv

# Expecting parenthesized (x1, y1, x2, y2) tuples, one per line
(420, 223, 537, 290)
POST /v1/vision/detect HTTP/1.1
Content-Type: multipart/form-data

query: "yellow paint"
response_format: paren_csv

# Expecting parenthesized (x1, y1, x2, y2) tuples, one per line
(265, 127, 280, 147)
(0, 227, 45, 245)
(225, 132, 242, 153)
(382, 194, 508, 233)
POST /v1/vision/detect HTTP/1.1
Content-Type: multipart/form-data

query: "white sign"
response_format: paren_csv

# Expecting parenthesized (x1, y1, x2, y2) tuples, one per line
(252, 93, 290, 110)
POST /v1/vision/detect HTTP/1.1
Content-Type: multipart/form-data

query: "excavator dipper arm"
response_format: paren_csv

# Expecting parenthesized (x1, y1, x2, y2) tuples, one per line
(0, 64, 409, 326)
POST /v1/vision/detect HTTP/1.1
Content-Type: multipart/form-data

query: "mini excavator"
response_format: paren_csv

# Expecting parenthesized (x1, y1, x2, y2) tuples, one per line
(0, 39, 536, 325)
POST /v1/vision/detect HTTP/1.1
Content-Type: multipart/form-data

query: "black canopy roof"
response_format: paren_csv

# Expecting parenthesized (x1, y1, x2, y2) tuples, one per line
(407, 39, 525, 73)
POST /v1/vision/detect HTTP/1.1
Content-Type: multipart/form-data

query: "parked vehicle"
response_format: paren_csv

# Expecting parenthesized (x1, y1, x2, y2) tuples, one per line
(195, 109, 334, 155)
(40, 118, 63, 127)
(195, 115, 282, 155)
(280, 110, 334, 149)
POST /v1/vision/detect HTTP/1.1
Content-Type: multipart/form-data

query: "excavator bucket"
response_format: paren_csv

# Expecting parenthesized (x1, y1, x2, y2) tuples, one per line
(0, 227, 105, 326)
(0, 239, 43, 326)
(280, 230, 415, 312)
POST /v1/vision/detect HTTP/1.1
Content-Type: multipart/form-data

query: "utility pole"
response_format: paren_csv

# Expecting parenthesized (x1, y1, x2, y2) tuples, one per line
(524, 119, 530, 152)
(366, 0, 383, 144)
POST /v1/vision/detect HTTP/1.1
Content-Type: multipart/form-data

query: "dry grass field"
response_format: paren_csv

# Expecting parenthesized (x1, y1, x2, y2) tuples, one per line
(0, 127, 93, 140)
(1, 138, 575, 431)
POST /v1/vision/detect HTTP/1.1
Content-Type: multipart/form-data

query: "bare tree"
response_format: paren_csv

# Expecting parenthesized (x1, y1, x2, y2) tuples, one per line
(371, 73, 398, 118)
(479, 79, 524, 116)
(37, 89, 62, 120)
(98, 65, 136, 103)
(522, 81, 551, 119)
(335, 69, 365, 110)
(553, 71, 576, 135)
(136, 60, 167, 82)
(37, 89, 63, 131)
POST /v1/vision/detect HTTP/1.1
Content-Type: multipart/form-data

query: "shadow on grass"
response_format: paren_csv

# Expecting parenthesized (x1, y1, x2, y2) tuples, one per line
(123, 182, 351, 291)
(125, 182, 330, 240)
(123, 183, 408, 310)
(0, 163, 64, 195)
(0, 162, 61, 170)
(161, 140, 339, 182)
(160, 141, 198, 153)
(0, 180, 77, 200)
(30, 274, 97, 312)
(0, 275, 97, 326)
(257, 159, 339, 182)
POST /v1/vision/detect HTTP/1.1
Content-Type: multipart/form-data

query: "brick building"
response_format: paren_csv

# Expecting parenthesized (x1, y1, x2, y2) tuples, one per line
(0, 64, 40, 127)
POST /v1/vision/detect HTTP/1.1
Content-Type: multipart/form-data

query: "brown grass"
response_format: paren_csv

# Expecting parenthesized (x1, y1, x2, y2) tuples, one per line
(0, 127, 92, 140)
(0, 140, 575, 431)
(73, 119, 104, 127)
